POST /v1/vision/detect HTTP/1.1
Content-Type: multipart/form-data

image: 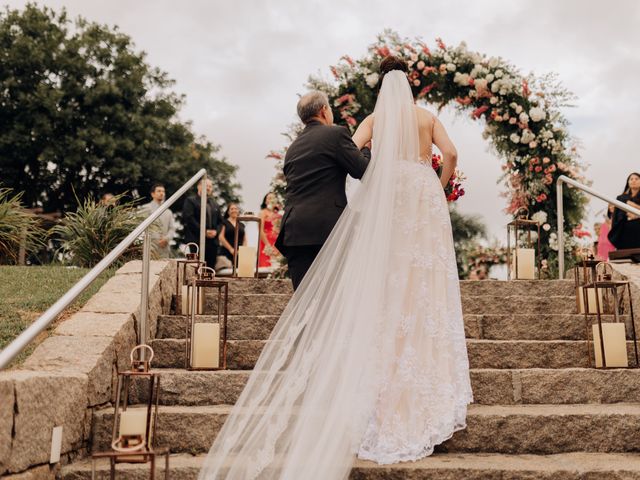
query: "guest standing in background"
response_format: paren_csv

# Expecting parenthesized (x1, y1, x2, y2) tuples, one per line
(218, 203, 247, 269)
(182, 178, 223, 269)
(596, 205, 616, 260)
(258, 192, 281, 267)
(608, 172, 640, 250)
(141, 183, 175, 258)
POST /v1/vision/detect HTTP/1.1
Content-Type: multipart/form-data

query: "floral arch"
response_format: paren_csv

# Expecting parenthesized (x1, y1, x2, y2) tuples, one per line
(269, 31, 589, 272)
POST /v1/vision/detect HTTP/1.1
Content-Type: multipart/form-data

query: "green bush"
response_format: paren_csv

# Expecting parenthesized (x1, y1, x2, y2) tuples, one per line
(0, 189, 45, 264)
(53, 195, 151, 267)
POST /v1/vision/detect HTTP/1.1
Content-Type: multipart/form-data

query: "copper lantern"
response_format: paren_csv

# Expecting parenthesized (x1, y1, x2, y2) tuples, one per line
(574, 250, 602, 314)
(185, 266, 229, 370)
(506, 207, 541, 280)
(584, 262, 639, 368)
(232, 212, 262, 278)
(174, 242, 205, 315)
(93, 344, 168, 480)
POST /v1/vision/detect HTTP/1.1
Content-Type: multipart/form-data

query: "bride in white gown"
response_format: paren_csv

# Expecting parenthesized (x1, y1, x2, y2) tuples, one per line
(199, 56, 473, 479)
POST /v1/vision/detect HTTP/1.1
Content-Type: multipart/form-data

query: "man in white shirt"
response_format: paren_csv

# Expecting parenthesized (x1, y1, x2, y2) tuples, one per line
(141, 183, 176, 258)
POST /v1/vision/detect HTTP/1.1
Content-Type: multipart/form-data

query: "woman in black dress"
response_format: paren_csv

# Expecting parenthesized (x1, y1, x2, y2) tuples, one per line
(218, 203, 247, 265)
(608, 172, 640, 250)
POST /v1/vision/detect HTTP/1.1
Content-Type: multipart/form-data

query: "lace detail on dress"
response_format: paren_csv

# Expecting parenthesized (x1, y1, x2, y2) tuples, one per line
(357, 157, 473, 465)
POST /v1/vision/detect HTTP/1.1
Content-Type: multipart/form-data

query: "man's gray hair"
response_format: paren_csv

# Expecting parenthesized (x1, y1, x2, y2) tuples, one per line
(297, 91, 329, 124)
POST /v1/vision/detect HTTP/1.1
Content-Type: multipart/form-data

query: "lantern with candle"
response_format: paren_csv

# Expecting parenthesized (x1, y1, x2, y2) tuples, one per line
(185, 266, 229, 370)
(233, 212, 262, 278)
(506, 207, 541, 280)
(573, 249, 603, 314)
(110, 345, 160, 462)
(174, 242, 205, 315)
(585, 262, 639, 368)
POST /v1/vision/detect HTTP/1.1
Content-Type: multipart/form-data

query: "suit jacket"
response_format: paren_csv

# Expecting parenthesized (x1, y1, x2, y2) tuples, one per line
(181, 194, 223, 246)
(275, 120, 370, 252)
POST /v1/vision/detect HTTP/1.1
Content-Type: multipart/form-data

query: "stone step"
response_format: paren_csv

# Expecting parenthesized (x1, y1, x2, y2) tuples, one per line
(62, 451, 640, 480)
(91, 403, 640, 455)
(207, 278, 575, 297)
(150, 338, 640, 369)
(201, 293, 579, 316)
(157, 313, 634, 341)
(129, 368, 640, 407)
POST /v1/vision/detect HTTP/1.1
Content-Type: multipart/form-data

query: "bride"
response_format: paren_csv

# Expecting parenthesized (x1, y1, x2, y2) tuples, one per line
(199, 55, 473, 479)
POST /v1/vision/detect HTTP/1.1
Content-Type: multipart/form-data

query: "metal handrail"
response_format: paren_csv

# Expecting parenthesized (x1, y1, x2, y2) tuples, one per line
(556, 174, 640, 277)
(0, 169, 209, 369)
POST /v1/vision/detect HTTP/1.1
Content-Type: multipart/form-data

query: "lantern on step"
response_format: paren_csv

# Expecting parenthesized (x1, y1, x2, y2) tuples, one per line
(174, 242, 205, 315)
(111, 345, 160, 462)
(506, 207, 541, 280)
(185, 266, 229, 370)
(233, 212, 262, 278)
(574, 250, 603, 314)
(585, 262, 639, 368)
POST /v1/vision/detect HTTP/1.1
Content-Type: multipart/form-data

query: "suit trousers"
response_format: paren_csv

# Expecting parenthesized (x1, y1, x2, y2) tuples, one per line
(285, 245, 322, 291)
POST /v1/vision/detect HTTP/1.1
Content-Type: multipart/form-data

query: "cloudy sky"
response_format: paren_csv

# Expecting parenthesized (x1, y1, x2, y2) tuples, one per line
(6, 0, 640, 241)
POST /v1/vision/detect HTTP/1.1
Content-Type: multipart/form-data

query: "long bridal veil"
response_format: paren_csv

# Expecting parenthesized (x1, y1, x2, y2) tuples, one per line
(199, 71, 471, 480)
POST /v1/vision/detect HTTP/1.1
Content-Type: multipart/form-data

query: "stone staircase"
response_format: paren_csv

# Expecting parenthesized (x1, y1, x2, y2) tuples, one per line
(62, 279, 640, 479)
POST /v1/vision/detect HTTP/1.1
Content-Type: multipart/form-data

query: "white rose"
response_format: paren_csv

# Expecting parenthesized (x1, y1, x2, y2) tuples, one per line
(488, 57, 499, 68)
(519, 112, 529, 123)
(365, 73, 379, 88)
(454, 72, 469, 85)
(474, 79, 488, 91)
(444, 53, 452, 62)
(499, 88, 507, 95)
(417, 60, 425, 70)
(543, 223, 551, 231)
(529, 107, 546, 122)
(531, 211, 548, 224)
(486, 73, 495, 82)
(410, 53, 418, 62)
(521, 129, 535, 144)
(490, 96, 498, 104)
(447, 63, 457, 72)
(491, 83, 499, 93)
(495, 69, 504, 78)
(529, 141, 538, 148)
(515, 105, 523, 114)
(509, 117, 517, 124)
(510, 133, 520, 143)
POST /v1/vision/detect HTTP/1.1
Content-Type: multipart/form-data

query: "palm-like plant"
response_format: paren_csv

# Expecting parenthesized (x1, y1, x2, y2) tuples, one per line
(53, 195, 151, 267)
(0, 189, 46, 264)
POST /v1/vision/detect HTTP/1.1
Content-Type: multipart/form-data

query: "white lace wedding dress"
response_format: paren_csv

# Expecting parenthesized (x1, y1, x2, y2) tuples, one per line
(199, 71, 472, 480)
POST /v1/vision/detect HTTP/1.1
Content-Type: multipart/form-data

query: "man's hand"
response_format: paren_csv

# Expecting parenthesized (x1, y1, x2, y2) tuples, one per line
(206, 229, 217, 239)
(158, 238, 168, 248)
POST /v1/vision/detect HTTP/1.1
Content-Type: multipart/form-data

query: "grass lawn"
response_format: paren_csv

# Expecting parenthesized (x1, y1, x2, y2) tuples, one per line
(0, 265, 115, 367)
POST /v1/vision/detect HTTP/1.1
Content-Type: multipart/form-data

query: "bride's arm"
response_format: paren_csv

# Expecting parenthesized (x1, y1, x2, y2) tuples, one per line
(352, 115, 373, 149)
(432, 116, 458, 189)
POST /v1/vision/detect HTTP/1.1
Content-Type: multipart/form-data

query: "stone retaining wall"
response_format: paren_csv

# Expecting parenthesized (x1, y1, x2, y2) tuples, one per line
(0, 260, 176, 478)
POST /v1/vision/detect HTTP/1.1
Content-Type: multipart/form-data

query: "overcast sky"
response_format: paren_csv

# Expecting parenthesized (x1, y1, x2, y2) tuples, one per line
(6, 0, 640, 241)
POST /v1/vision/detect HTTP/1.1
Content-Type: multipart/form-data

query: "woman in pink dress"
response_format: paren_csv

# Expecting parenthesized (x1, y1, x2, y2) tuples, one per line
(597, 204, 616, 260)
(258, 192, 281, 267)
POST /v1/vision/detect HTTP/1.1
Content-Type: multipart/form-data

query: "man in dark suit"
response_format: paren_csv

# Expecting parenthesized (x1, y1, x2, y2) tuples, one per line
(182, 178, 223, 269)
(275, 91, 370, 290)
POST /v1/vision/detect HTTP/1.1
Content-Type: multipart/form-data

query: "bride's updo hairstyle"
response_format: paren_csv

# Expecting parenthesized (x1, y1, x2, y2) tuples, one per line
(378, 55, 408, 89)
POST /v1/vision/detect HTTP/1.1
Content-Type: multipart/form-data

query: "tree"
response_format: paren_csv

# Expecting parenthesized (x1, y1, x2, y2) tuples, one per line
(0, 4, 240, 213)
(449, 206, 487, 278)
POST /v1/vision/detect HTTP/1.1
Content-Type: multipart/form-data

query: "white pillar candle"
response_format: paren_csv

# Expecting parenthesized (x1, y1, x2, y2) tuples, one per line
(181, 285, 204, 315)
(119, 409, 147, 438)
(191, 323, 220, 369)
(238, 246, 257, 278)
(511, 248, 535, 280)
(578, 287, 605, 314)
(592, 323, 628, 368)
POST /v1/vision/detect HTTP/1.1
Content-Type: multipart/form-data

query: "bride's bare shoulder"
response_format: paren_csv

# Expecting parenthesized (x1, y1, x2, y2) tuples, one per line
(414, 105, 435, 122)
